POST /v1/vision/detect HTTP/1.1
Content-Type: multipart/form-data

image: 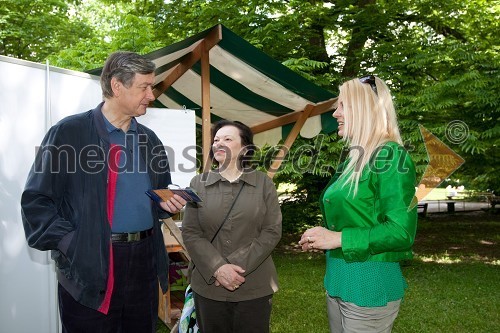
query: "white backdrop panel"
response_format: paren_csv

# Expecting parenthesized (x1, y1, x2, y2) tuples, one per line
(0, 56, 196, 333)
(139, 108, 197, 188)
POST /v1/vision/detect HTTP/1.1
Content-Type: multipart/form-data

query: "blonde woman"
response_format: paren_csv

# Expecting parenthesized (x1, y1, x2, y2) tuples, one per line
(299, 75, 417, 333)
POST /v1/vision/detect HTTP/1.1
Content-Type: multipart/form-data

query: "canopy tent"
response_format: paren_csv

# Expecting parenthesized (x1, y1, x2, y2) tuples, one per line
(90, 24, 338, 176)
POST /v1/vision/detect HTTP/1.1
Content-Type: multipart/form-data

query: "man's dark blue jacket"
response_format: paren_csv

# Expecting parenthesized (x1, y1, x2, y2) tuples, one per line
(21, 103, 171, 311)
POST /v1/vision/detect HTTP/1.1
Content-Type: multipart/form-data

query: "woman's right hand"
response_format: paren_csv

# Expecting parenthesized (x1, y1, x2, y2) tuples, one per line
(299, 226, 342, 251)
(214, 264, 246, 291)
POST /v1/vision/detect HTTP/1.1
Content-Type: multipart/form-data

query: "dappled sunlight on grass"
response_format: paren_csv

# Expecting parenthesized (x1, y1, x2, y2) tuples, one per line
(414, 213, 499, 266)
(414, 252, 499, 265)
(415, 253, 463, 264)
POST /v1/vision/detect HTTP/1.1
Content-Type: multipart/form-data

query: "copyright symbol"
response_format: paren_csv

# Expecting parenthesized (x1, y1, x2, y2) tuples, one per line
(446, 120, 469, 144)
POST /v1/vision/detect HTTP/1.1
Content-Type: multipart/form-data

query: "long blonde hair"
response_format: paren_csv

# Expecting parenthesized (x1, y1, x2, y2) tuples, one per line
(338, 76, 402, 195)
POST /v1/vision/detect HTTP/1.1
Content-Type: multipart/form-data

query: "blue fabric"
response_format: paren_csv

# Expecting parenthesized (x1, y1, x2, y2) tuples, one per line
(103, 116, 153, 232)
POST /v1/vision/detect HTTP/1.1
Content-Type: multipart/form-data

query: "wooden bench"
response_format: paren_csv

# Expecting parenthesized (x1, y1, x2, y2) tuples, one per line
(417, 202, 428, 217)
(486, 195, 500, 208)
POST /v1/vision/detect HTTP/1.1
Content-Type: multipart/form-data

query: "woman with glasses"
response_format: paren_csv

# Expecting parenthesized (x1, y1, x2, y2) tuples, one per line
(299, 75, 417, 333)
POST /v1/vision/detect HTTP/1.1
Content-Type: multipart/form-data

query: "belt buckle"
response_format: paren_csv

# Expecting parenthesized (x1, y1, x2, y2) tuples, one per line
(127, 232, 140, 242)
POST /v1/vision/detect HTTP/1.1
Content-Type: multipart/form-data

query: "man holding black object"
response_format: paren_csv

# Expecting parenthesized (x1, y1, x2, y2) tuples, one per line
(146, 185, 203, 204)
(21, 51, 186, 333)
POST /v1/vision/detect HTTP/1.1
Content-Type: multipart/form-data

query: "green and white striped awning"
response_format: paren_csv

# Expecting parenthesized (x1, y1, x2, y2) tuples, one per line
(90, 24, 337, 148)
(90, 24, 338, 174)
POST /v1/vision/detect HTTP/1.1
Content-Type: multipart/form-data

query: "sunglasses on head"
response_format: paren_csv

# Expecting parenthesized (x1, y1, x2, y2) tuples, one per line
(359, 75, 378, 96)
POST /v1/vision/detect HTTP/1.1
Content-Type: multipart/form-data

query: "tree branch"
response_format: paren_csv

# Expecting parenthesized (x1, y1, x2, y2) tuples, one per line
(396, 13, 467, 42)
(341, 0, 376, 78)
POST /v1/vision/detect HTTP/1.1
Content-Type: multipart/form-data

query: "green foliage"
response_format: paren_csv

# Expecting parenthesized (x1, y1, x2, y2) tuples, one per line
(281, 57, 332, 87)
(335, 0, 500, 194)
(268, 135, 345, 233)
(3, 0, 498, 197)
(0, 0, 92, 62)
(278, 180, 326, 234)
(276, 134, 344, 178)
(47, 1, 165, 71)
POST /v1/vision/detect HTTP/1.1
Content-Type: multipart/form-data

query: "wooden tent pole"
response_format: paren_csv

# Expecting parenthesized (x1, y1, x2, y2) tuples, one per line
(149, 24, 223, 173)
(152, 25, 222, 98)
(267, 104, 315, 179)
(201, 42, 212, 173)
(251, 97, 337, 134)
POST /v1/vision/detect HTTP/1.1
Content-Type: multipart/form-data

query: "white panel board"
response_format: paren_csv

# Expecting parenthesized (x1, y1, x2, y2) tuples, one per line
(139, 108, 197, 188)
(0, 56, 196, 332)
(0, 57, 63, 333)
(48, 67, 103, 124)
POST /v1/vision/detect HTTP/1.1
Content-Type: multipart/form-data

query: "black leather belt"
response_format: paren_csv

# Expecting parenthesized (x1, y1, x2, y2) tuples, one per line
(111, 228, 153, 242)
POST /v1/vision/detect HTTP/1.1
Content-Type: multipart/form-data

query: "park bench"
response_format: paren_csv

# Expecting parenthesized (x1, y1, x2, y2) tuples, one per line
(475, 192, 499, 209)
(417, 202, 428, 217)
(486, 195, 499, 208)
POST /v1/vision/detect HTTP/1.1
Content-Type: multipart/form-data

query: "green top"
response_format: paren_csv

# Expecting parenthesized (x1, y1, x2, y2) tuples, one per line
(320, 142, 417, 306)
(324, 258, 407, 306)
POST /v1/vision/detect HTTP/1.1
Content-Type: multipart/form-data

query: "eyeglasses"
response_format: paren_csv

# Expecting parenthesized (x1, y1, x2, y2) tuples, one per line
(359, 75, 378, 96)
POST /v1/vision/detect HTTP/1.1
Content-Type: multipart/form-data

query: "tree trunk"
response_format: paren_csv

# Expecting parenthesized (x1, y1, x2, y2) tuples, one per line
(342, 0, 376, 78)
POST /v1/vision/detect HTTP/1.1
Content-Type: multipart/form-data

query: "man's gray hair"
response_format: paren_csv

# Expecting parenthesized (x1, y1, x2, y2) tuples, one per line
(100, 51, 156, 98)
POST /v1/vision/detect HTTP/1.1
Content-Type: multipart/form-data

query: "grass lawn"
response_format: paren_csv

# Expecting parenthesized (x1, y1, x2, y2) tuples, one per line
(158, 211, 500, 332)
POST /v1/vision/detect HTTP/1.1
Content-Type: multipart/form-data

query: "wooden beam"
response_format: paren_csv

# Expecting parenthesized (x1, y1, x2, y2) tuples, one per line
(251, 97, 337, 134)
(152, 51, 201, 98)
(201, 41, 212, 172)
(162, 218, 191, 261)
(152, 25, 222, 98)
(200, 25, 223, 172)
(150, 25, 223, 172)
(267, 104, 316, 179)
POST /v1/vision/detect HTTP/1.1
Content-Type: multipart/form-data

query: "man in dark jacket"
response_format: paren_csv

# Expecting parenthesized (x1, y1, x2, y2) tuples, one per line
(21, 51, 186, 333)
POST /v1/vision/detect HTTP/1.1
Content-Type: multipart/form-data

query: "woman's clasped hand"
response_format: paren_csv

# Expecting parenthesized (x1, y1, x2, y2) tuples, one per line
(213, 264, 246, 291)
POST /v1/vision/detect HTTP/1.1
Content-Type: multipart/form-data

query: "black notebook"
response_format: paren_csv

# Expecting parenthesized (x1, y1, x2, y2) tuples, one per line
(145, 187, 202, 203)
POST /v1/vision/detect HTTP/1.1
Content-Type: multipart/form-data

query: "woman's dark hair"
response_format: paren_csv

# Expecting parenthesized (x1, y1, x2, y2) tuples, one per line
(210, 120, 257, 168)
